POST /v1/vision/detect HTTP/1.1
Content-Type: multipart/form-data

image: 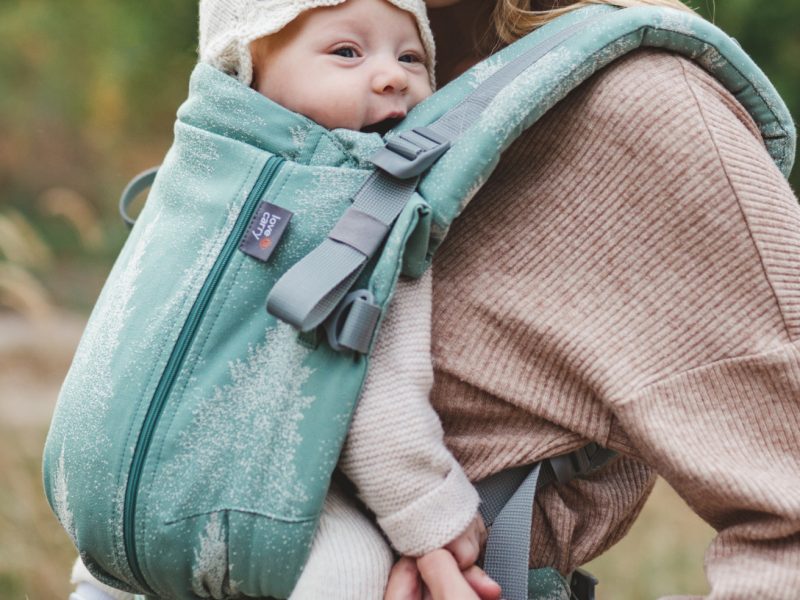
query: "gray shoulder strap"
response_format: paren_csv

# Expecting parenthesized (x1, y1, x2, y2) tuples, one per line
(476, 445, 618, 600)
(477, 463, 543, 600)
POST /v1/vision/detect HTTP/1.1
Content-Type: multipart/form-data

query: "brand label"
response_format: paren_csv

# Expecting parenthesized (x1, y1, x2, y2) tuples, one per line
(239, 202, 293, 262)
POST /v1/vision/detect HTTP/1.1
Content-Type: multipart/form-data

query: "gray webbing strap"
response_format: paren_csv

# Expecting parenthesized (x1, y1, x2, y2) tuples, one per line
(119, 167, 159, 229)
(476, 465, 532, 526)
(266, 173, 418, 331)
(475, 446, 618, 599)
(477, 463, 542, 600)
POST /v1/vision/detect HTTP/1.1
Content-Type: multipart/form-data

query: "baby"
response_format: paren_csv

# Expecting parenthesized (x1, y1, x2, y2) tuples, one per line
(68, 1, 480, 599)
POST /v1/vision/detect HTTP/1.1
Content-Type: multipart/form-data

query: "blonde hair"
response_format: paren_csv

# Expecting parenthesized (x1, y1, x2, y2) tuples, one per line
(492, 0, 694, 45)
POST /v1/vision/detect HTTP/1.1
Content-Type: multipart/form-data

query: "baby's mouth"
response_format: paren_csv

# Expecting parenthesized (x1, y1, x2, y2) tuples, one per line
(361, 116, 405, 136)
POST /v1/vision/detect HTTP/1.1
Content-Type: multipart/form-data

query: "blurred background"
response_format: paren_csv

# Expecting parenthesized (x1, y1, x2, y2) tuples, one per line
(0, 0, 796, 598)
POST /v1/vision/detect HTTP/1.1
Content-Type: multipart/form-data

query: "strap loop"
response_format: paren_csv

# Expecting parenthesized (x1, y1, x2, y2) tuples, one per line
(119, 167, 159, 229)
(328, 207, 390, 258)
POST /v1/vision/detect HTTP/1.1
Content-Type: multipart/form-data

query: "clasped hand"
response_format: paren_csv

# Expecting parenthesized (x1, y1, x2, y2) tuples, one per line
(383, 515, 501, 600)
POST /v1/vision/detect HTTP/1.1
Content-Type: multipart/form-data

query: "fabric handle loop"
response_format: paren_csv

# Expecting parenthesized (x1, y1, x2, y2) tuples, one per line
(119, 167, 159, 229)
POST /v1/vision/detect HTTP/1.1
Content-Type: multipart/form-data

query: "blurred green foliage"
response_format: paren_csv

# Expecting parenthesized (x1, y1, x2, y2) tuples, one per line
(0, 0, 198, 310)
(0, 0, 797, 311)
(701, 0, 800, 126)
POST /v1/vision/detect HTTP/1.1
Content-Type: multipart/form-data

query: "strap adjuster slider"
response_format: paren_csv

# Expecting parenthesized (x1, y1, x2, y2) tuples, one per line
(371, 127, 451, 179)
(549, 443, 599, 484)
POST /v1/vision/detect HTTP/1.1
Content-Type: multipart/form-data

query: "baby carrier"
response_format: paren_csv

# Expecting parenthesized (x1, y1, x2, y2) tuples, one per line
(43, 5, 795, 600)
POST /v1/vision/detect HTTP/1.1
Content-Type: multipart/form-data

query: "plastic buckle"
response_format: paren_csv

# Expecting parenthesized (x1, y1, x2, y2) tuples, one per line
(324, 289, 381, 354)
(370, 127, 451, 179)
(548, 443, 598, 484)
(569, 568, 599, 600)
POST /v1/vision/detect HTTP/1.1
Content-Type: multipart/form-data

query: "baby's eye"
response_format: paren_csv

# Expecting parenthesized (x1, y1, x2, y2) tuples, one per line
(399, 53, 423, 64)
(332, 46, 359, 58)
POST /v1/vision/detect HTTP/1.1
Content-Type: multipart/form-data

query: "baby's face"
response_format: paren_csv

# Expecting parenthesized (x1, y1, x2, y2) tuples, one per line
(251, 0, 432, 131)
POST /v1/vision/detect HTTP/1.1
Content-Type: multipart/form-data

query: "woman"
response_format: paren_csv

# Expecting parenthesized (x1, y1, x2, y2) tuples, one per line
(386, 0, 800, 598)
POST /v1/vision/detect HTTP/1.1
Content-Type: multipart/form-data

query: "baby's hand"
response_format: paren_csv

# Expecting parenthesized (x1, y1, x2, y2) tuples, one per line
(383, 514, 499, 600)
(444, 513, 487, 569)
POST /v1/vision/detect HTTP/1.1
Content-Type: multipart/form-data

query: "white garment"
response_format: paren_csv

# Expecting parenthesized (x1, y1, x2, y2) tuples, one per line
(288, 481, 394, 599)
(71, 269, 479, 599)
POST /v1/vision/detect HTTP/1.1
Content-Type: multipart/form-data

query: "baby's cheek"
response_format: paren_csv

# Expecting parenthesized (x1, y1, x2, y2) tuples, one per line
(307, 96, 365, 130)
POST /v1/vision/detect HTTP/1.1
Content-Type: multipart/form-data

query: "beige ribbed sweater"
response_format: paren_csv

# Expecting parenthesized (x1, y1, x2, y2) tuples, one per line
(430, 49, 800, 598)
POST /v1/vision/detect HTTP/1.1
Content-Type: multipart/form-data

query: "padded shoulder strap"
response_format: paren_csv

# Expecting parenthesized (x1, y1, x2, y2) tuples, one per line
(407, 5, 796, 256)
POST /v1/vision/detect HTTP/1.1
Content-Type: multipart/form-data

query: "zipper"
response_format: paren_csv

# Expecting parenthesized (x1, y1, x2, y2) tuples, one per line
(123, 156, 284, 592)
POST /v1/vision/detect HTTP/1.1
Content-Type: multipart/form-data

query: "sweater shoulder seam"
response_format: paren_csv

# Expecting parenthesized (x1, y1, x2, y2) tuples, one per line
(631, 337, 800, 396)
(674, 55, 794, 343)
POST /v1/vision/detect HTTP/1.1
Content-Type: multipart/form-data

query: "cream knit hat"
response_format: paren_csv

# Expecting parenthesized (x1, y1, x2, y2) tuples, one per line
(198, 0, 436, 88)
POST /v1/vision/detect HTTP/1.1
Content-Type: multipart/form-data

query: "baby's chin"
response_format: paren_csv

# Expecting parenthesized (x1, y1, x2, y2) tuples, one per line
(360, 116, 405, 136)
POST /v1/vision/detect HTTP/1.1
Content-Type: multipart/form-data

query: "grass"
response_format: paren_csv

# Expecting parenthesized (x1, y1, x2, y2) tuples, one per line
(0, 424, 76, 599)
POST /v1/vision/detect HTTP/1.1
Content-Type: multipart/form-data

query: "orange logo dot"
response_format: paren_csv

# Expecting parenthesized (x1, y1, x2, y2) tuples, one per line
(259, 237, 272, 249)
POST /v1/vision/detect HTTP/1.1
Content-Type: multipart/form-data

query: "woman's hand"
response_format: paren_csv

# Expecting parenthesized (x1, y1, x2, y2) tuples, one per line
(384, 515, 500, 600)
(384, 553, 501, 600)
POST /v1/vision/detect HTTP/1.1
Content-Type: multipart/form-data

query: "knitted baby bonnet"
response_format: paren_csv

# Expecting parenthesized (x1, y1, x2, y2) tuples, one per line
(199, 0, 436, 88)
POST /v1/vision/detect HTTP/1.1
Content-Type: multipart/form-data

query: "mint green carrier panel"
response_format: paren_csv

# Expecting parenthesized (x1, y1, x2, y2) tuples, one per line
(42, 119, 281, 591)
(43, 65, 427, 599)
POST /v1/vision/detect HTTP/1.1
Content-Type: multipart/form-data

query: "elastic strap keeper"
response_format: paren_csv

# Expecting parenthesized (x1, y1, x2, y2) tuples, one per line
(328, 207, 390, 258)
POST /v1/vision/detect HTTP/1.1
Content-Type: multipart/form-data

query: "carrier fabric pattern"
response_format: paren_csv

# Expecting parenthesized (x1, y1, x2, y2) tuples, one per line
(42, 5, 794, 600)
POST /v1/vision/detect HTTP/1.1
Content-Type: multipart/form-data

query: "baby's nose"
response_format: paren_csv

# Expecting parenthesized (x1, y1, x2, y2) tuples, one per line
(372, 59, 409, 94)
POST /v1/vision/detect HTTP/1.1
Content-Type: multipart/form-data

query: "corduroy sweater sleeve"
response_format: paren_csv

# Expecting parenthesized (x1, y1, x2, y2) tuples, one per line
(429, 50, 800, 598)
(608, 56, 800, 598)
